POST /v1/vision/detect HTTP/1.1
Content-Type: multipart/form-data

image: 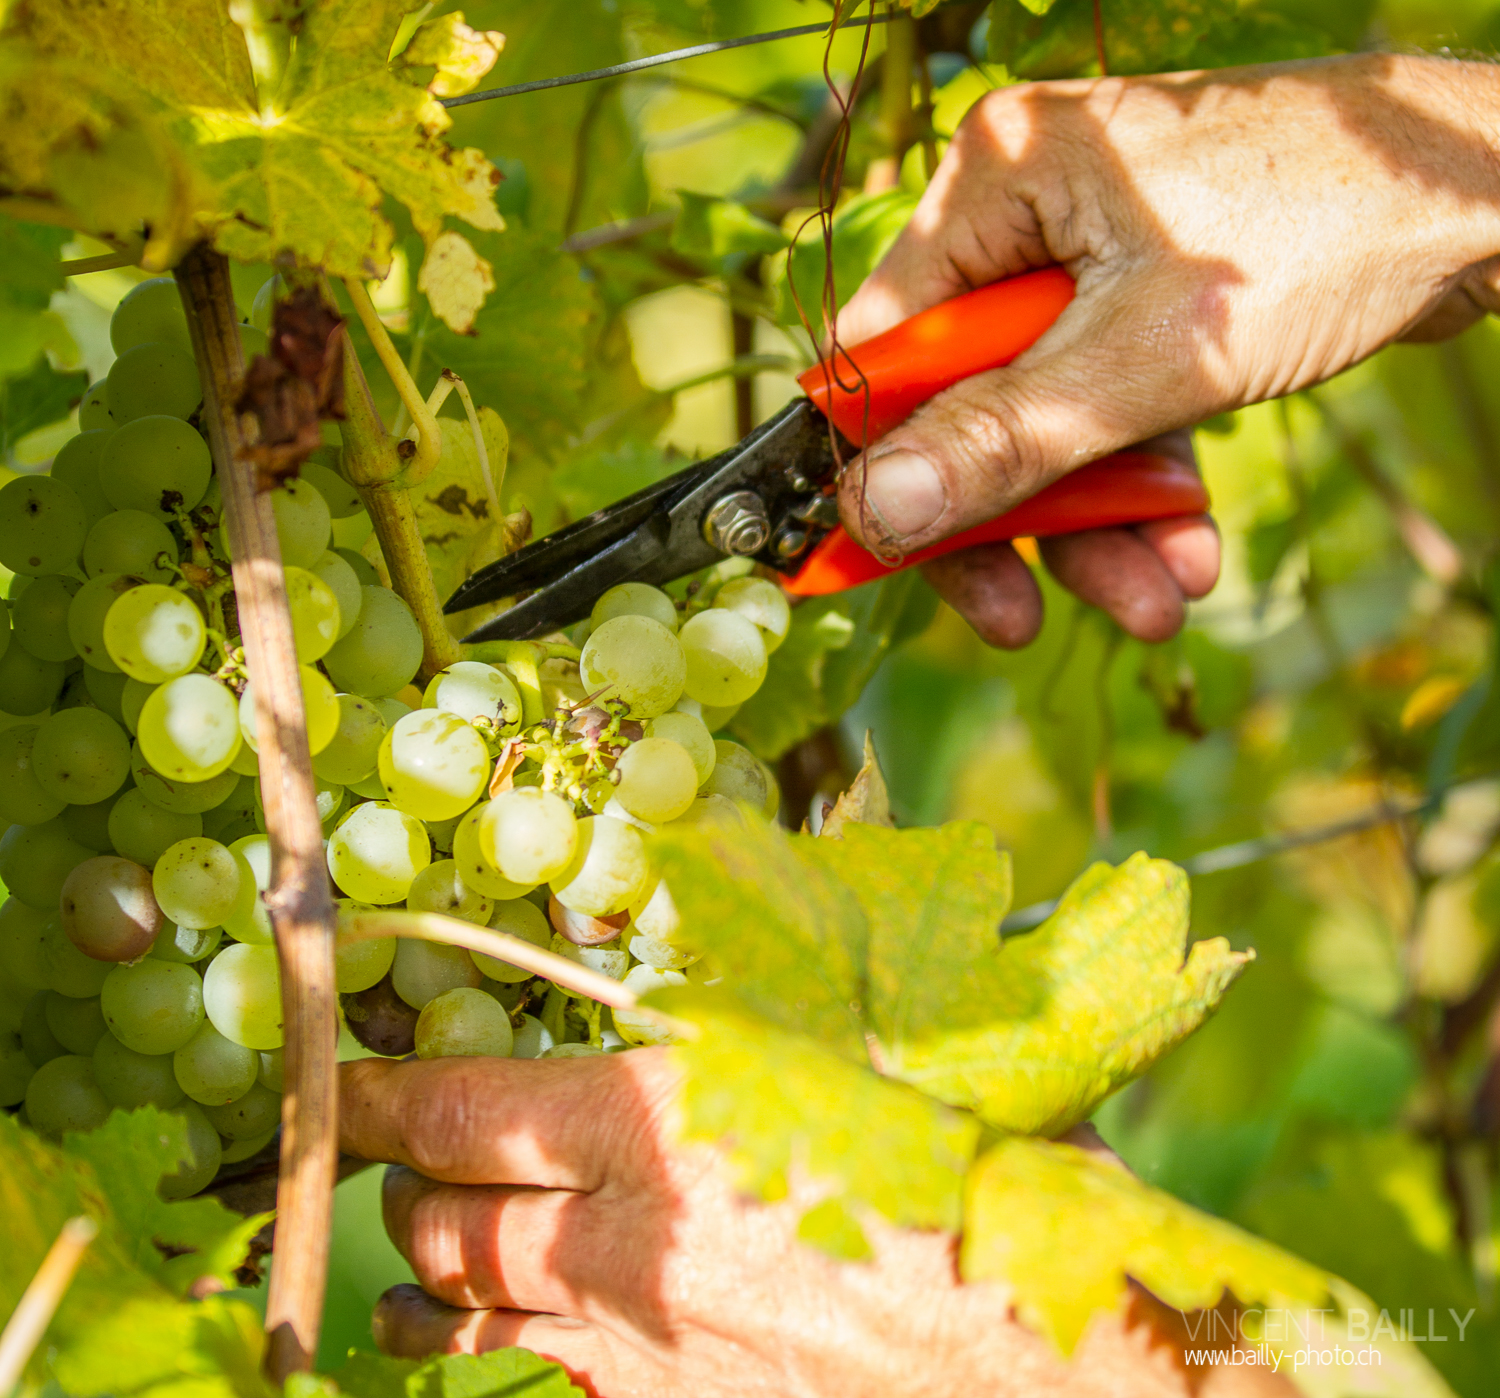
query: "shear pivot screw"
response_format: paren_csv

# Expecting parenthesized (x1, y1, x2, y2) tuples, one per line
(703, 492, 770, 556)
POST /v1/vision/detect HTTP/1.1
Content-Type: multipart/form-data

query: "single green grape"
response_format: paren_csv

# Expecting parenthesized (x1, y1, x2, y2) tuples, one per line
(309, 550, 363, 640)
(611, 736, 699, 823)
(391, 938, 483, 1010)
(49, 430, 116, 526)
(83, 666, 129, 725)
(69, 573, 140, 673)
(109, 277, 191, 355)
(579, 615, 686, 718)
(101, 414, 212, 517)
(106, 789, 203, 867)
(0, 475, 88, 577)
(378, 709, 491, 822)
(451, 805, 535, 900)
(0, 644, 65, 714)
(678, 609, 767, 707)
(13, 574, 83, 662)
(322, 586, 423, 697)
(93, 1033, 186, 1109)
(301, 460, 363, 518)
(326, 800, 430, 904)
(284, 564, 342, 662)
(470, 898, 551, 983)
(202, 1080, 281, 1140)
(1, 820, 94, 909)
(130, 743, 241, 814)
(24, 1054, 112, 1137)
(0, 724, 67, 826)
(173, 1020, 258, 1105)
(152, 836, 243, 931)
(479, 788, 577, 885)
(158, 1101, 223, 1199)
(712, 576, 790, 652)
(105, 341, 201, 423)
(101, 958, 204, 1054)
(238, 665, 339, 755)
(77, 380, 115, 432)
(415, 986, 514, 1059)
(423, 661, 522, 732)
(221, 479, 331, 568)
(590, 581, 680, 633)
(334, 914, 396, 994)
(103, 583, 206, 684)
(0, 899, 51, 994)
(138, 672, 242, 780)
(202, 942, 282, 1050)
(700, 739, 778, 817)
(644, 710, 716, 785)
(551, 815, 650, 918)
(311, 693, 386, 785)
(31, 706, 132, 805)
(406, 859, 492, 925)
(82, 510, 178, 583)
(149, 921, 220, 964)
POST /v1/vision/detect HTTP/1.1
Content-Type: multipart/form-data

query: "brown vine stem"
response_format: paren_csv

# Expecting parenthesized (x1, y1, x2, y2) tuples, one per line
(177, 246, 339, 1379)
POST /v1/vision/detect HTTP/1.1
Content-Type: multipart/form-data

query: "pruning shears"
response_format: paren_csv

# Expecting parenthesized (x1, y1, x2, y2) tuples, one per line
(443, 267, 1211, 643)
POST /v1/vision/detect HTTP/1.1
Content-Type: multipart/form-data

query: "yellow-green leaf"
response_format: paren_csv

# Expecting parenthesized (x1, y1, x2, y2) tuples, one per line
(413, 409, 508, 605)
(962, 1136, 1330, 1354)
(819, 732, 893, 838)
(397, 13, 506, 99)
(417, 230, 498, 335)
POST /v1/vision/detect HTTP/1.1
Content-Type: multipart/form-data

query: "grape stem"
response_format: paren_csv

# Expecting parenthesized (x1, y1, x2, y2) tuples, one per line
(176, 246, 340, 1381)
(0, 1216, 97, 1393)
(463, 641, 581, 726)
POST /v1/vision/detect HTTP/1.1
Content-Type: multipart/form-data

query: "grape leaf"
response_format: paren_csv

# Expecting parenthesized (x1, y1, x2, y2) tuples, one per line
(411, 410, 510, 607)
(1, 357, 87, 452)
(395, 12, 506, 100)
(820, 732, 893, 838)
(0, 216, 75, 381)
(671, 193, 789, 266)
(652, 822, 1247, 1134)
(961, 1136, 1330, 1354)
(332, 1345, 584, 1398)
(657, 990, 978, 1244)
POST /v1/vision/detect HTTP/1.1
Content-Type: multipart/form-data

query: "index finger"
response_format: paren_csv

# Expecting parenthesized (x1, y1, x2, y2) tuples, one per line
(339, 1050, 681, 1192)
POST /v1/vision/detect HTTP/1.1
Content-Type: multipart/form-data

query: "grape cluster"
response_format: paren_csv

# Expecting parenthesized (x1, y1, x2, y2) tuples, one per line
(0, 275, 786, 1196)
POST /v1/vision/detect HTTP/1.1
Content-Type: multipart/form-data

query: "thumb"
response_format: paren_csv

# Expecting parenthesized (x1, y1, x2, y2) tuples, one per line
(836, 271, 1210, 552)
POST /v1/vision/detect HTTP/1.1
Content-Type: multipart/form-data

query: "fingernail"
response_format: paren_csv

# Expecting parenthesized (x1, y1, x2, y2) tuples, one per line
(861, 449, 945, 544)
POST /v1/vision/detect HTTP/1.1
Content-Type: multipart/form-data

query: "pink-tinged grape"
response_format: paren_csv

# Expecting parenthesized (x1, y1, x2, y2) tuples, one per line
(479, 788, 577, 885)
(415, 987, 513, 1059)
(284, 564, 342, 662)
(44, 991, 107, 1055)
(139, 672, 242, 780)
(101, 414, 211, 516)
(107, 789, 203, 867)
(60, 855, 164, 962)
(590, 582, 679, 633)
(423, 661, 522, 732)
(327, 800, 430, 904)
(69, 573, 139, 673)
(158, 1101, 223, 1199)
(238, 665, 340, 756)
(32, 707, 131, 805)
(50, 430, 115, 526)
(101, 958, 204, 1054)
(202, 942, 282, 1050)
(130, 743, 241, 815)
(0, 725, 67, 826)
(173, 1020, 258, 1105)
(152, 837, 242, 930)
(103, 584, 206, 683)
(712, 576, 790, 652)
(552, 815, 650, 918)
(93, 1033, 185, 1108)
(548, 895, 626, 948)
(0, 644, 65, 714)
(451, 805, 534, 900)
(391, 938, 483, 1010)
(312, 694, 385, 786)
(341, 975, 418, 1057)
(469, 898, 551, 984)
(644, 710, 715, 785)
(82, 511, 177, 583)
(323, 586, 423, 697)
(0, 475, 88, 577)
(105, 341, 201, 423)
(203, 1080, 281, 1140)
(109, 277, 190, 355)
(310, 550, 363, 639)
(701, 739, 778, 817)
(611, 736, 698, 824)
(13, 574, 83, 662)
(678, 609, 767, 707)
(406, 859, 492, 925)
(579, 615, 685, 718)
(24, 1054, 112, 1137)
(378, 709, 490, 822)
(0, 819, 93, 908)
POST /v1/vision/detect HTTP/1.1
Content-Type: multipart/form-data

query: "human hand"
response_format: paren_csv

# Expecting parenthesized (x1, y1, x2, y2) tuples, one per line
(341, 1051, 1294, 1398)
(836, 53, 1500, 647)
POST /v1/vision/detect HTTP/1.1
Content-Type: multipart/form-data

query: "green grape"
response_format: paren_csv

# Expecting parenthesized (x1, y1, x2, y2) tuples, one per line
(479, 788, 577, 885)
(102, 958, 204, 1055)
(323, 586, 423, 697)
(13, 574, 82, 663)
(55, 669, 97, 714)
(629, 876, 684, 945)
(44, 991, 108, 1054)
(120, 676, 152, 733)
(423, 661, 522, 732)
(60, 854, 163, 962)
(548, 937, 629, 999)
(153, 837, 242, 930)
(284, 565, 341, 662)
(49, 431, 116, 526)
(200, 775, 257, 842)
(579, 615, 685, 718)
(541, 1043, 603, 1058)
(21, 989, 67, 1065)
(0, 1033, 35, 1105)
(150, 921, 220, 964)
(40, 918, 113, 997)
(25, 1054, 112, 1137)
(250, 774, 343, 834)
(612, 736, 699, 823)
(406, 859, 492, 925)
(712, 576, 790, 652)
(311, 694, 385, 785)
(0, 594, 10, 662)
(644, 710, 715, 785)
(1, 820, 93, 908)
(678, 609, 767, 707)
(222, 479, 330, 568)
(0, 725, 67, 825)
(301, 461, 363, 518)
(202, 942, 282, 1049)
(107, 789, 203, 867)
(159, 1101, 223, 1199)
(510, 1014, 554, 1060)
(257, 1046, 284, 1092)
(249, 274, 283, 332)
(101, 415, 211, 516)
(32, 707, 131, 805)
(105, 341, 201, 423)
(551, 815, 649, 918)
(82, 511, 177, 583)
(672, 694, 740, 735)
(612, 964, 688, 1047)
(337, 547, 380, 586)
(221, 840, 272, 947)
(371, 695, 413, 727)
(69, 573, 139, 673)
(84, 664, 129, 726)
(238, 665, 339, 756)
(109, 277, 190, 354)
(327, 801, 430, 904)
(104, 584, 206, 683)
(78, 380, 115, 431)
(0, 644, 66, 714)
(0, 475, 88, 577)
(591, 581, 680, 633)
(334, 922, 396, 995)
(203, 1080, 281, 1140)
(470, 898, 550, 983)
(230, 741, 261, 777)
(139, 672, 241, 780)
(391, 938, 483, 1010)
(451, 805, 534, 900)
(93, 1032, 184, 1108)
(130, 743, 240, 814)
(377, 709, 490, 822)
(173, 1019, 257, 1105)
(425, 808, 467, 855)
(310, 550, 362, 639)
(415, 986, 513, 1059)
(220, 1125, 277, 1164)
(701, 739, 777, 816)
(0, 981, 27, 1038)
(0, 898, 51, 994)
(63, 793, 119, 852)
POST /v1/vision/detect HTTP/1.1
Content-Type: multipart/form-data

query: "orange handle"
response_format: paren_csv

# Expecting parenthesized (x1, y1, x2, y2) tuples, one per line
(787, 267, 1210, 596)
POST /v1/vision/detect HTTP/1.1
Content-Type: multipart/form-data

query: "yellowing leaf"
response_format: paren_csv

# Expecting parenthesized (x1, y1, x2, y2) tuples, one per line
(398, 13, 506, 99)
(413, 410, 509, 605)
(820, 731, 893, 838)
(417, 230, 498, 335)
(962, 1136, 1330, 1355)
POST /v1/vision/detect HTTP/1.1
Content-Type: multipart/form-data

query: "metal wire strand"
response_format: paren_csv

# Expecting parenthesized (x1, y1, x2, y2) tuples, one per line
(439, 11, 900, 109)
